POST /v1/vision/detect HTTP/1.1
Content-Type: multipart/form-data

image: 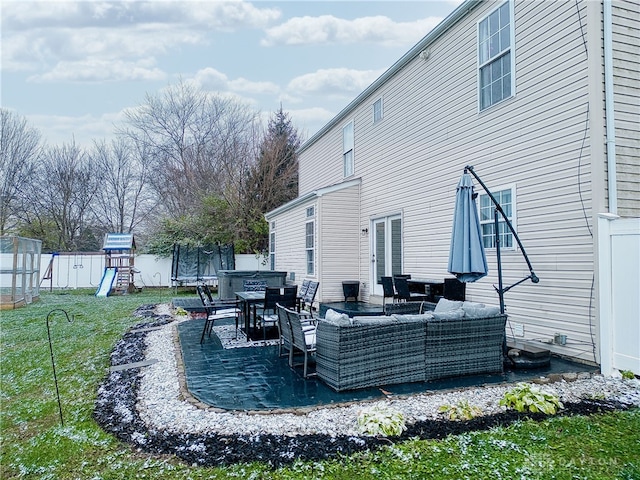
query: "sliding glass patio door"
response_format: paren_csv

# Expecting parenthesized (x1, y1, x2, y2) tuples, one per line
(371, 215, 402, 296)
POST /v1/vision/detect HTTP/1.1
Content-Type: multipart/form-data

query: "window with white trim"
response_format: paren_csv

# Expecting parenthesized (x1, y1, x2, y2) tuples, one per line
(305, 206, 315, 275)
(373, 98, 383, 123)
(478, 1, 513, 110)
(342, 120, 354, 177)
(479, 187, 515, 249)
(269, 229, 276, 270)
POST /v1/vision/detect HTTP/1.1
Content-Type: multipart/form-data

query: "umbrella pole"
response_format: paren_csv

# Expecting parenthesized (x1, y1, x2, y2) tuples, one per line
(494, 209, 505, 315)
(464, 165, 539, 290)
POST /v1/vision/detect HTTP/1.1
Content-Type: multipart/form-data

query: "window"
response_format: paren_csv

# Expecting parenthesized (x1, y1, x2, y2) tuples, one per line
(305, 207, 315, 275)
(269, 231, 275, 270)
(343, 120, 354, 177)
(373, 98, 383, 123)
(478, 1, 513, 110)
(479, 187, 515, 249)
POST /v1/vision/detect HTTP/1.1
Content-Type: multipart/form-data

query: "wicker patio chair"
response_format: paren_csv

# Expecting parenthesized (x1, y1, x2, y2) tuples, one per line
(383, 301, 426, 316)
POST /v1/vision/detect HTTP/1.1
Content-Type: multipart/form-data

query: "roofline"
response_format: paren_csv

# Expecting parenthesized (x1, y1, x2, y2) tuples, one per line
(265, 178, 362, 220)
(298, 0, 482, 154)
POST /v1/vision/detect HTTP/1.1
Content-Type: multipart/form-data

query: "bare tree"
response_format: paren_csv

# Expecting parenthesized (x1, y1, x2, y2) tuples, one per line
(0, 109, 41, 235)
(120, 80, 260, 217)
(89, 137, 157, 236)
(23, 140, 98, 251)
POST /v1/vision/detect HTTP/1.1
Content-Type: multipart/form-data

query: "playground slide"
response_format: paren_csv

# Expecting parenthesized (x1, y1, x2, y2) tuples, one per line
(95, 267, 117, 297)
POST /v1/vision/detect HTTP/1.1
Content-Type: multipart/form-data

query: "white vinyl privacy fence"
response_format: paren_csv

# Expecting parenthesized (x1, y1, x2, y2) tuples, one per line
(39, 253, 269, 290)
(598, 215, 640, 376)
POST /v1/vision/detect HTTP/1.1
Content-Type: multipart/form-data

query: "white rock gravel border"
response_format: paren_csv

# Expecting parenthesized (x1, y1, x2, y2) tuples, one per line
(137, 306, 640, 438)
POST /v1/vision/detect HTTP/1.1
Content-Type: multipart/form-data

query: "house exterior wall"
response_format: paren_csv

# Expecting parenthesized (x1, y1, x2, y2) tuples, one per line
(270, 198, 316, 287)
(298, 128, 344, 196)
(268, 182, 362, 303)
(272, 0, 638, 364)
(612, 0, 640, 217)
(318, 184, 362, 301)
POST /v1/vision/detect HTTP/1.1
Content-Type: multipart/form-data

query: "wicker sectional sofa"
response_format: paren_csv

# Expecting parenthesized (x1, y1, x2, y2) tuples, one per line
(315, 300, 507, 391)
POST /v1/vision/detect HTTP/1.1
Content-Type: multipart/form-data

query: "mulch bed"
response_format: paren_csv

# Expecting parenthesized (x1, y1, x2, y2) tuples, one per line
(93, 304, 635, 467)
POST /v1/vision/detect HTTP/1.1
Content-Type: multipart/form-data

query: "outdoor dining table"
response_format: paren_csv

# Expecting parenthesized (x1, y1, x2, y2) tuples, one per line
(234, 290, 265, 341)
(406, 278, 444, 302)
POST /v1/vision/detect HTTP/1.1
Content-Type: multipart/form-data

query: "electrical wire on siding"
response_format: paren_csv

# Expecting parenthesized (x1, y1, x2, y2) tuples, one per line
(574, 0, 589, 58)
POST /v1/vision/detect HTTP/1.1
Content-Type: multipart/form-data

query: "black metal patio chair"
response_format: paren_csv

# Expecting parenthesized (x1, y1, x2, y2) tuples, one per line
(196, 285, 241, 343)
(285, 306, 317, 378)
(380, 276, 397, 306)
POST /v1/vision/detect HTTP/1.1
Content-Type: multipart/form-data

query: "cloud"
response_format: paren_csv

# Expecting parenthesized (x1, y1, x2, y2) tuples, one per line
(262, 14, 443, 47)
(1, 1, 281, 79)
(191, 67, 279, 96)
(26, 111, 125, 147)
(287, 68, 385, 99)
(2, 1, 280, 31)
(28, 59, 166, 83)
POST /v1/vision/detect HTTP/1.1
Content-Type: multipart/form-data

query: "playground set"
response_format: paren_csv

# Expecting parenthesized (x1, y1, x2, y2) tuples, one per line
(95, 233, 137, 297)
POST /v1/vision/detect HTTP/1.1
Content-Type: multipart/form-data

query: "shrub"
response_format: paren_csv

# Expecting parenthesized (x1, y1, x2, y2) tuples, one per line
(357, 404, 406, 437)
(438, 399, 483, 420)
(500, 382, 563, 414)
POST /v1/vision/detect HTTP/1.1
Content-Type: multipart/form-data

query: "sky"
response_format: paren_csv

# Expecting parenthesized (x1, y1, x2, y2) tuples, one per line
(1, 0, 462, 147)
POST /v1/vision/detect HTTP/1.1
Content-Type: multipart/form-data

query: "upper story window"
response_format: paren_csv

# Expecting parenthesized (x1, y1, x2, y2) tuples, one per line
(479, 186, 516, 250)
(478, 1, 513, 110)
(373, 98, 383, 123)
(342, 120, 354, 177)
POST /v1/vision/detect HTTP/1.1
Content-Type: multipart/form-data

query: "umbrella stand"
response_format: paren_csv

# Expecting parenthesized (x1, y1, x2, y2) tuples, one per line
(464, 165, 539, 314)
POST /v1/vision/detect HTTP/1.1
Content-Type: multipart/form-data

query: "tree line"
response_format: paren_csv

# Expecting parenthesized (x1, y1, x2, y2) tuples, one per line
(0, 81, 301, 255)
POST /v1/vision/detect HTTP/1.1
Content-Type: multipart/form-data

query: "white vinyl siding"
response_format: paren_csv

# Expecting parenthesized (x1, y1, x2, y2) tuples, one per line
(612, 1, 640, 217)
(265, 181, 361, 301)
(478, 1, 514, 110)
(320, 185, 361, 300)
(342, 120, 354, 177)
(289, 0, 638, 363)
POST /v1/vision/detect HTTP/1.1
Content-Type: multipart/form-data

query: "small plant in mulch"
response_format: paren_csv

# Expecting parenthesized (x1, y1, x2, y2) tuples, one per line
(438, 399, 483, 421)
(500, 382, 563, 415)
(357, 403, 407, 437)
(620, 370, 636, 380)
(173, 306, 189, 316)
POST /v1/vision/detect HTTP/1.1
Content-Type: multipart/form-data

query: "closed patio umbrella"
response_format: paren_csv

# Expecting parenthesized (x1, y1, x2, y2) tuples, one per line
(448, 172, 488, 283)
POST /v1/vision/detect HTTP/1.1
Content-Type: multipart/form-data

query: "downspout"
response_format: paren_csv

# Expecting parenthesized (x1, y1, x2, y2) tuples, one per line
(604, 0, 618, 214)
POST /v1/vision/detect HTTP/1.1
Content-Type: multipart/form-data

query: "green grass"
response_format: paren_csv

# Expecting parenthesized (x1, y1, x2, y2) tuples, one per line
(2, 291, 639, 479)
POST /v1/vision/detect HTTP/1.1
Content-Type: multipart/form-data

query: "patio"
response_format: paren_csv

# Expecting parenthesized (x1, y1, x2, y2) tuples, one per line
(178, 315, 597, 411)
(92, 303, 640, 467)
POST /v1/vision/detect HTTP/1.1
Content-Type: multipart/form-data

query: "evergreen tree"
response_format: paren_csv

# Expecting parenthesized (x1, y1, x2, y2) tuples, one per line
(243, 107, 302, 253)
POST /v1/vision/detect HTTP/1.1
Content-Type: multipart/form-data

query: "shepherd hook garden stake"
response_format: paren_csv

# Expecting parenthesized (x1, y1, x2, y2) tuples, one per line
(46, 309, 73, 426)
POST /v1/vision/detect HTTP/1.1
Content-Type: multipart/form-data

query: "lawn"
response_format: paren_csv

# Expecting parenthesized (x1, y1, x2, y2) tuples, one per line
(1, 290, 639, 479)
